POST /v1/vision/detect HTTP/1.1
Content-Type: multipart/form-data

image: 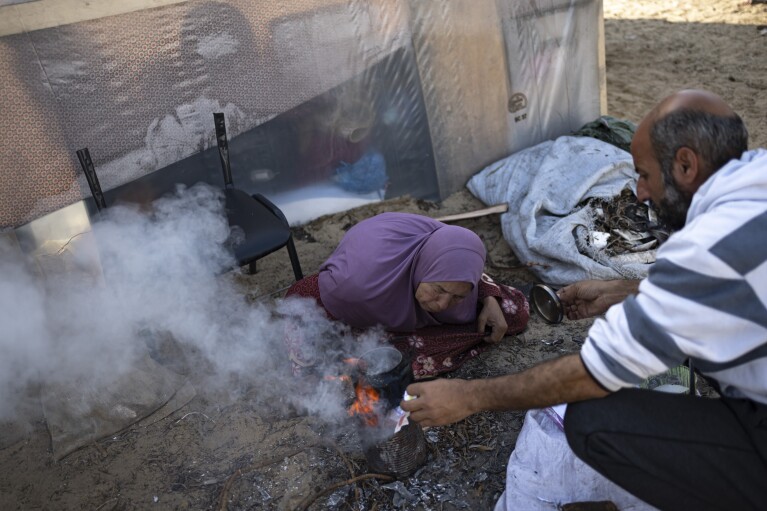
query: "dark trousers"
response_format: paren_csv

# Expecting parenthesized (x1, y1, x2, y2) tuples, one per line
(564, 388, 767, 511)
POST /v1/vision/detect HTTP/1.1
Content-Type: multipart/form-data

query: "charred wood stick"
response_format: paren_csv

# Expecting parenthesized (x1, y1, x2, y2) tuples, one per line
(295, 473, 394, 511)
(217, 446, 312, 511)
(330, 442, 360, 503)
(435, 203, 508, 223)
(216, 469, 241, 511)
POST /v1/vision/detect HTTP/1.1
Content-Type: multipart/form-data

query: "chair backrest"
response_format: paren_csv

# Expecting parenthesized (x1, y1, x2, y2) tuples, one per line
(210, 112, 303, 279)
(213, 112, 234, 189)
(75, 139, 303, 279)
(76, 148, 107, 211)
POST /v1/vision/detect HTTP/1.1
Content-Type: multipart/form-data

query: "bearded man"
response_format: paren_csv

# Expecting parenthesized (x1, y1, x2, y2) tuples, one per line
(401, 90, 767, 510)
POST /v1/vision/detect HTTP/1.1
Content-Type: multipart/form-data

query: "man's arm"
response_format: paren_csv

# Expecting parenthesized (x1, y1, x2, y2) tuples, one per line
(557, 279, 640, 320)
(401, 354, 609, 427)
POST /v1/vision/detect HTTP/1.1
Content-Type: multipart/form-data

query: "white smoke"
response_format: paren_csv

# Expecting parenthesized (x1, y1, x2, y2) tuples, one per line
(0, 183, 389, 433)
(0, 242, 51, 416)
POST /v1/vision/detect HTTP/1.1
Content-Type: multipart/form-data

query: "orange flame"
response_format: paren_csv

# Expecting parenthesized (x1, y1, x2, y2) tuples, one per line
(348, 381, 381, 427)
(343, 357, 359, 365)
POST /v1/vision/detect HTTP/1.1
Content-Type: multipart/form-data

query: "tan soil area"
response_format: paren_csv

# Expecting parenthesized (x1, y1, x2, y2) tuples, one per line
(1, 1, 765, 509)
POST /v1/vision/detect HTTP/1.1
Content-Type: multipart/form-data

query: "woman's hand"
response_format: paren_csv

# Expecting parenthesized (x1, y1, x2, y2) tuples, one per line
(477, 297, 507, 343)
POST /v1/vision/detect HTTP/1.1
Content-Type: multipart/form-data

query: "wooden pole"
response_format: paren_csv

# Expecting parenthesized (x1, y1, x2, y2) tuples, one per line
(435, 203, 508, 223)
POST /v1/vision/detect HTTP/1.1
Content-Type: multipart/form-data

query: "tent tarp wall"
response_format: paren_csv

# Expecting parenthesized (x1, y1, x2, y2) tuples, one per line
(0, 0, 604, 231)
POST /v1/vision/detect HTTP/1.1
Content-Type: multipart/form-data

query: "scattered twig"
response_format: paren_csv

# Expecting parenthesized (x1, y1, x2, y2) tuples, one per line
(32, 231, 92, 259)
(216, 446, 312, 511)
(56, 231, 90, 254)
(216, 469, 241, 511)
(330, 442, 360, 503)
(95, 497, 119, 510)
(29, 231, 93, 279)
(435, 203, 508, 223)
(295, 473, 395, 511)
(174, 412, 215, 425)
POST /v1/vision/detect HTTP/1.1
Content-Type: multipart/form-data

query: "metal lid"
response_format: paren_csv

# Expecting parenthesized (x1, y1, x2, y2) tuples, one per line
(530, 284, 563, 324)
(359, 347, 403, 376)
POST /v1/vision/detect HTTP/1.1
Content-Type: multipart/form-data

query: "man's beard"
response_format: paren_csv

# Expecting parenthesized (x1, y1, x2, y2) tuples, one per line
(651, 180, 693, 232)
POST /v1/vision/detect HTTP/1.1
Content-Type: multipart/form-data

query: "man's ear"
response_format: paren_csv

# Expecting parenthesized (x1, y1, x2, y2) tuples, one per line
(672, 146, 701, 191)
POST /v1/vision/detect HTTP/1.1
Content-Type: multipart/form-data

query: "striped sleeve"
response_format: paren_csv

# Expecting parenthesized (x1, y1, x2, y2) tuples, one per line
(582, 204, 767, 393)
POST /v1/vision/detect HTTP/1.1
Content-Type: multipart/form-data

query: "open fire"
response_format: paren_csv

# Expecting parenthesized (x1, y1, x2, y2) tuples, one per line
(348, 380, 381, 427)
(340, 346, 428, 478)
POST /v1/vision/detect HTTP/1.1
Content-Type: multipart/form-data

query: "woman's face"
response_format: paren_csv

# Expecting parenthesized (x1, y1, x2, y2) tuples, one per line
(415, 281, 473, 313)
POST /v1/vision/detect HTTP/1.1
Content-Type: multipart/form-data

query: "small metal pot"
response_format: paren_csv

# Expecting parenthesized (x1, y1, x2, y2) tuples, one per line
(357, 347, 413, 409)
(530, 284, 564, 324)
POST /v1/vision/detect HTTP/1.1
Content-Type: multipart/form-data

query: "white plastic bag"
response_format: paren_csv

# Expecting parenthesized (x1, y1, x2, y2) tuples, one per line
(494, 408, 657, 511)
(468, 136, 654, 286)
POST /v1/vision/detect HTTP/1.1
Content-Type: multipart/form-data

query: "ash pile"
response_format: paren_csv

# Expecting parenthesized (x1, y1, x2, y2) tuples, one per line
(574, 187, 670, 271)
(297, 409, 519, 511)
(266, 344, 520, 510)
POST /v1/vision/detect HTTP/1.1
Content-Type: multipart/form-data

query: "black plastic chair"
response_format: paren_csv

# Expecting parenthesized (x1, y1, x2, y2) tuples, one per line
(76, 140, 303, 280)
(212, 112, 302, 279)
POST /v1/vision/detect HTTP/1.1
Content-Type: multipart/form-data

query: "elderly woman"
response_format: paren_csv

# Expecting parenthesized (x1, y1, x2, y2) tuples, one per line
(284, 212, 529, 378)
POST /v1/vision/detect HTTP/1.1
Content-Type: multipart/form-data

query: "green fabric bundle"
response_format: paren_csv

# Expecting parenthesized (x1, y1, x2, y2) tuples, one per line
(573, 115, 637, 153)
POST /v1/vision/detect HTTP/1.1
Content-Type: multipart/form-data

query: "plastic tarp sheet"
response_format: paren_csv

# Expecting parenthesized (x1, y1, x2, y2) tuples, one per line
(468, 136, 653, 286)
(494, 408, 658, 510)
(1, 0, 604, 230)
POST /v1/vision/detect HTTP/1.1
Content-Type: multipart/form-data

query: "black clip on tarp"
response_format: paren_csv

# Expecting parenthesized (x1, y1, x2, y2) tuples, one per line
(76, 148, 107, 211)
(213, 113, 233, 188)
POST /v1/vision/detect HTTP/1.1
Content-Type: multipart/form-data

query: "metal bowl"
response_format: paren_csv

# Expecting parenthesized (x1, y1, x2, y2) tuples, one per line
(359, 347, 402, 376)
(530, 284, 564, 324)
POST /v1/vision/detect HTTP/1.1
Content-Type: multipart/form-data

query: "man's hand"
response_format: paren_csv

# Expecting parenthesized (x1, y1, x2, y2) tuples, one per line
(557, 279, 640, 320)
(477, 296, 507, 343)
(401, 354, 609, 427)
(401, 379, 476, 427)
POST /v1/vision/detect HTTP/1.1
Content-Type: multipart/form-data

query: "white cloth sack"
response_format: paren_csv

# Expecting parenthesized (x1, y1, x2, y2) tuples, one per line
(468, 136, 653, 286)
(494, 408, 658, 511)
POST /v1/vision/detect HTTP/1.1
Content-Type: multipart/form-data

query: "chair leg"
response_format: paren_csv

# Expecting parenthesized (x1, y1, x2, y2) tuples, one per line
(249, 261, 257, 274)
(286, 236, 303, 281)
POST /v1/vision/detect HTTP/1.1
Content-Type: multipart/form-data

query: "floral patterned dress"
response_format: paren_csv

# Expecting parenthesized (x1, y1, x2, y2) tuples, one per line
(283, 273, 529, 379)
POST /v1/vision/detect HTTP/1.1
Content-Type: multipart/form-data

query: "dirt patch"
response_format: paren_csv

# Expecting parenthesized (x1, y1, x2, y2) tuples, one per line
(2, 1, 766, 509)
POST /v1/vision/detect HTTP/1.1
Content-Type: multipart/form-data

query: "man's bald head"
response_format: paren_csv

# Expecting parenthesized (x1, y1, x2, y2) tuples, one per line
(630, 90, 749, 230)
(654, 89, 737, 121)
(643, 89, 748, 180)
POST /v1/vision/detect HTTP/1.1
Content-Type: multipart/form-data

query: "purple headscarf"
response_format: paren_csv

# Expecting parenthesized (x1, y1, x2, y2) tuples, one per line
(318, 212, 486, 332)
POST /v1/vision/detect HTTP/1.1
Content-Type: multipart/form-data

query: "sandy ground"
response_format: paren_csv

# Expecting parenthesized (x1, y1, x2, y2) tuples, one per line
(1, 1, 766, 509)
